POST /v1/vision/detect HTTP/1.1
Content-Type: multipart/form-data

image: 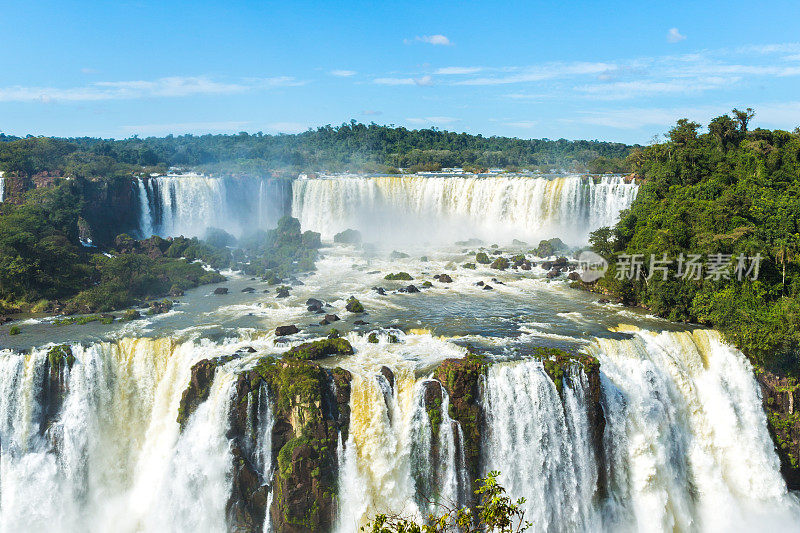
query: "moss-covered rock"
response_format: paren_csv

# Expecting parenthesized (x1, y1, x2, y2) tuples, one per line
(757, 369, 800, 489)
(41, 344, 75, 434)
(384, 272, 413, 281)
(345, 297, 365, 313)
(490, 257, 509, 270)
(284, 338, 354, 361)
(333, 228, 362, 244)
(475, 252, 491, 264)
(434, 350, 488, 493)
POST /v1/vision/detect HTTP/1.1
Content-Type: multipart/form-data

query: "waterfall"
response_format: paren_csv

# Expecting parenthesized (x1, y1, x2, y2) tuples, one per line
(291, 175, 638, 245)
(335, 369, 466, 532)
(483, 360, 599, 532)
(0, 173, 5, 202)
(586, 329, 800, 532)
(0, 338, 239, 532)
(135, 174, 291, 239)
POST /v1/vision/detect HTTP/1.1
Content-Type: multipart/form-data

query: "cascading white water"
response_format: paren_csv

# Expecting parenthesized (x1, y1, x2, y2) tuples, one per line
(0, 338, 243, 533)
(585, 329, 800, 533)
(291, 175, 638, 245)
(335, 369, 465, 532)
(0, 173, 5, 202)
(483, 360, 599, 532)
(136, 174, 290, 239)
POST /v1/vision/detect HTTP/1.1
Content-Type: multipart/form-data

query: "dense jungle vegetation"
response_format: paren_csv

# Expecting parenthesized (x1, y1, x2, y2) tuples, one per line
(0, 122, 632, 176)
(589, 109, 800, 374)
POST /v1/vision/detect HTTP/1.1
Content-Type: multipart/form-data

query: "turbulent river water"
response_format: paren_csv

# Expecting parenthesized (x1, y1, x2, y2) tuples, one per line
(1, 174, 798, 532)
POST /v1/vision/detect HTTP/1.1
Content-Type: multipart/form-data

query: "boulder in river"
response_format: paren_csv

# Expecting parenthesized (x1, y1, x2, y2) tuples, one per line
(213, 287, 229, 295)
(437, 273, 453, 283)
(275, 325, 299, 336)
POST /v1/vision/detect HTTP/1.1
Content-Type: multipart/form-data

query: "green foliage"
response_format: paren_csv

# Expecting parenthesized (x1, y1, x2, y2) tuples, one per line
(8, 325, 20, 335)
(362, 472, 530, 533)
(534, 238, 568, 257)
(490, 257, 509, 270)
(591, 110, 800, 373)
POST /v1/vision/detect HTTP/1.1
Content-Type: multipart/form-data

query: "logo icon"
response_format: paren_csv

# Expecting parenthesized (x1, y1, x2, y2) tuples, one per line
(577, 250, 608, 282)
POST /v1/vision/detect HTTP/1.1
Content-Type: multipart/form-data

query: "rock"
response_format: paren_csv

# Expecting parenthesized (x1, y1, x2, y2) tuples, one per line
(476, 280, 485, 286)
(384, 272, 413, 281)
(275, 325, 299, 336)
(324, 314, 340, 323)
(275, 287, 291, 298)
(438, 274, 453, 283)
(241, 287, 255, 293)
(490, 257, 509, 270)
(345, 297, 365, 313)
(421, 280, 433, 288)
(520, 260, 532, 270)
(372, 287, 386, 295)
(568, 272, 581, 281)
(405, 284, 420, 293)
(367, 332, 379, 343)
(546, 268, 561, 278)
(758, 370, 800, 489)
(123, 309, 141, 321)
(353, 320, 369, 326)
(333, 228, 362, 244)
(390, 251, 409, 259)
(284, 338, 354, 360)
(475, 252, 491, 264)
(483, 284, 493, 290)
(598, 298, 610, 304)
(148, 299, 173, 315)
(240, 346, 257, 353)
(169, 286, 185, 297)
(462, 262, 477, 270)
(512, 239, 528, 246)
(306, 298, 324, 312)
(380, 366, 395, 391)
(214, 287, 229, 295)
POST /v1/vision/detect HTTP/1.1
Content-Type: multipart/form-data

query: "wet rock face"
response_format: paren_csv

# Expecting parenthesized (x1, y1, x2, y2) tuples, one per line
(434, 353, 487, 493)
(177, 353, 353, 533)
(758, 370, 800, 489)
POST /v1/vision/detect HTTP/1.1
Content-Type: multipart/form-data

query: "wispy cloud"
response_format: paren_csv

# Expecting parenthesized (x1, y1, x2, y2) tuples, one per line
(435, 66, 482, 75)
(504, 120, 537, 128)
(121, 121, 250, 136)
(453, 62, 614, 85)
(577, 77, 737, 100)
(0, 75, 303, 103)
(374, 75, 433, 86)
(266, 122, 309, 134)
(362, 110, 382, 116)
(667, 28, 686, 43)
(330, 69, 357, 77)
(408, 34, 452, 46)
(407, 116, 458, 125)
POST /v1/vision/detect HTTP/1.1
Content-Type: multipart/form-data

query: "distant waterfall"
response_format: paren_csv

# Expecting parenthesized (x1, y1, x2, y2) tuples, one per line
(136, 174, 291, 239)
(291, 175, 638, 245)
(0, 174, 5, 202)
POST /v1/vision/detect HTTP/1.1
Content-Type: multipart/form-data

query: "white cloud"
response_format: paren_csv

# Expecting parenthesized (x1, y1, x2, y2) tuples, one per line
(121, 121, 250, 136)
(407, 116, 458, 125)
(414, 34, 452, 46)
(454, 62, 614, 85)
(504, 121, 537, 128)
(362, 110, 382, 116)
(330, 70, 357, 77)
(577, 77, 736, 100)
(374, 77, 416, 86)
(373, 75, 433, 86)
(266, 122, 309, 134)
(0, 76, 303, 103)
(435, 66, 482, 75)
(667, 28, 686, 43)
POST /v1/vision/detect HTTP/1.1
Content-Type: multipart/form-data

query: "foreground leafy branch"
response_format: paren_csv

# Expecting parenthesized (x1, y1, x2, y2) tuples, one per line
(362, 471, 530, 533)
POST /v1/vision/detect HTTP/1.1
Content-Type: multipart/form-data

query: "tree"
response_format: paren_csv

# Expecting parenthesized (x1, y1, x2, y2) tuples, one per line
(362, 472, 530, 533)
(732, 107, 755, 133)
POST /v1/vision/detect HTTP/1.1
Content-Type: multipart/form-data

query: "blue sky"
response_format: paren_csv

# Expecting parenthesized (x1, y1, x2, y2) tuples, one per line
(1, 0, 800, 143)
